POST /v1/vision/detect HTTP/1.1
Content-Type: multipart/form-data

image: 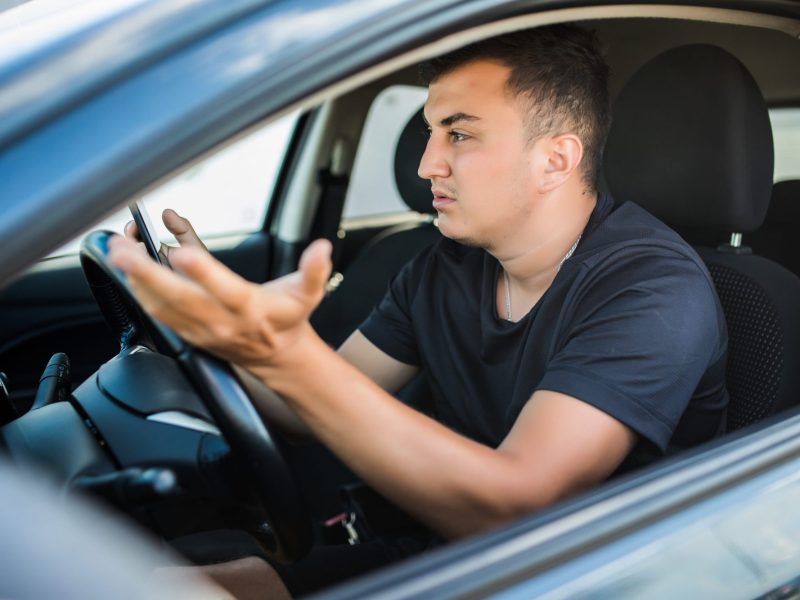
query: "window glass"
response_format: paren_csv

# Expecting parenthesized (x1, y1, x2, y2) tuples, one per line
(770, 108, 800, 182)
(343, 85, 428, 220)
(49, 111, 298, 256)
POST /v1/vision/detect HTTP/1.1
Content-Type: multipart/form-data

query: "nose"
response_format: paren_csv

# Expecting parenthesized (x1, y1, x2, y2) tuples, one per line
(417, 135, 450, 181)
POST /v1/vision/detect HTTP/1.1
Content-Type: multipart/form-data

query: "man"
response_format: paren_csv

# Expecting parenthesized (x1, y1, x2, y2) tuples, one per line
(112, 26, 728, 598)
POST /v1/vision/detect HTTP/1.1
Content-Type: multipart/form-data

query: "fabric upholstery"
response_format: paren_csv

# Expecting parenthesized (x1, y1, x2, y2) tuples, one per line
(394, 108, 435, 215)
(747, 180, 800, 276)
(699, 250, 800, 429)
(606, 44, 800, 432)
(311, 224, 439, 348)
(605, 44, 774, 232)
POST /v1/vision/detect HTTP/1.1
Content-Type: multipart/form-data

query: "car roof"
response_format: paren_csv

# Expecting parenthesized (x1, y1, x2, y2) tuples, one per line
(0, 0, 144, 57)
(0, 0, 292, 149)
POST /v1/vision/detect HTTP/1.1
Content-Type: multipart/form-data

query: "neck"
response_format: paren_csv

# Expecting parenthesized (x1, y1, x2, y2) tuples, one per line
(496, 191, 596, 320)
(499, 191, 596, 289)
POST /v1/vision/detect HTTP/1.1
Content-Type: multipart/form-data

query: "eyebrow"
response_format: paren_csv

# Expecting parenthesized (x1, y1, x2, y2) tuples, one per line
(422, 112, 481, 127)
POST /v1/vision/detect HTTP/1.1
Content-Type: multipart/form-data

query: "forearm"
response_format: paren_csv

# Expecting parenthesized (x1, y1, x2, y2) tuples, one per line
(233, 364, 315, 444)
(233, 332, 415, 445)
(250, 326, 554, 539)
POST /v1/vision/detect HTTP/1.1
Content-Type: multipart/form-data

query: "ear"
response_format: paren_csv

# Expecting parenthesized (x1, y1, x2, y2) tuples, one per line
(536, 134, 584, 193)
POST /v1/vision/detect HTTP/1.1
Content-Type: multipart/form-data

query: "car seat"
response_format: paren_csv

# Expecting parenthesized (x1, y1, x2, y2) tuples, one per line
(604, 44, 800, 431)
(747, 180, 800, 277)
(311, 108, 440, 349)
(292, 109, 439, 523)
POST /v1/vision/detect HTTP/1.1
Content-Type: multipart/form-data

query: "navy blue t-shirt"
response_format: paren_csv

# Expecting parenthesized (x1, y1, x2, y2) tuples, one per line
(359, 194, 729, 472)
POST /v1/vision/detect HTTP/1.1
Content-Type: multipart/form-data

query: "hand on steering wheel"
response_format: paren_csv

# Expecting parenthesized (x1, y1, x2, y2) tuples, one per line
(81, 229, 317, 562)
(107, 234, 332, 372)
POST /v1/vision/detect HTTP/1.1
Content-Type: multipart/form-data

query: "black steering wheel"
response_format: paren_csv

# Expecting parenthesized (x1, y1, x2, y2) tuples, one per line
(79, 230, 312, 562)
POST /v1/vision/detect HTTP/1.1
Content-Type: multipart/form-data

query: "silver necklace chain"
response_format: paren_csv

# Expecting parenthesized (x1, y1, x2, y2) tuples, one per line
(504, 234, 582, 322)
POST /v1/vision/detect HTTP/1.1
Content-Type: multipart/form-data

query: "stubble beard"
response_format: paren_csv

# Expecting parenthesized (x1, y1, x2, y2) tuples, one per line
(436, 213, 492, 251)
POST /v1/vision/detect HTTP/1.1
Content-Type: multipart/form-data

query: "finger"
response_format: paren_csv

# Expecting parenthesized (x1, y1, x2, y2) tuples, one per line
(108, 236, 216, 329)
(110, 237, 263, 362)
(122, 222, 150, 257)
(167, 245, 252, 311)
(162, 209, 206, 250)
(124, 220, 140, 241)
(298, 239, 333, 299)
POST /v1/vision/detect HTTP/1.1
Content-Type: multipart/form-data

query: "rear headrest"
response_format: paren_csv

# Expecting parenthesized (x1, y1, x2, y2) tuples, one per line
(605, 44, 774, 233)
(394, 108, 436, 215)
(764, 180, 800, 227)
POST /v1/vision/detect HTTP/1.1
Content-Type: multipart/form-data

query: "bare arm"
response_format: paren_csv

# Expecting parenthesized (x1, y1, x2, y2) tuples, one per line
(338, 331, 419, 394)
(237, 332, 417, 443)
(109, 237, 635, 539)
(258, 332, 636, 538)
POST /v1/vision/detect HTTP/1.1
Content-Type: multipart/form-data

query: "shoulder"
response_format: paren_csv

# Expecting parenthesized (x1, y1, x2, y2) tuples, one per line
(575, 198, 715, 293)
(582, 197, 696, 256)
(563, 198, 725, 339)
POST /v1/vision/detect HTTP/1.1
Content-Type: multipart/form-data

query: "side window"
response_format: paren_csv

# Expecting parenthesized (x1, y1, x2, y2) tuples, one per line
(343, 85, 428, 220)
(770, 108, 800, 182)
(50, 112, 298, 256)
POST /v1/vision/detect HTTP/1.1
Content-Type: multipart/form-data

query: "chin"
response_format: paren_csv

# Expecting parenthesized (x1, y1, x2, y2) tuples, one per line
(442, 220, 478, 245)
(438, 226, 484, 249)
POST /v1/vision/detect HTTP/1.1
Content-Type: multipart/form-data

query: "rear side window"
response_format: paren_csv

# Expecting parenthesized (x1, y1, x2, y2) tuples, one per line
(343, 85, 428, 220)
(770, 108, 800, 182)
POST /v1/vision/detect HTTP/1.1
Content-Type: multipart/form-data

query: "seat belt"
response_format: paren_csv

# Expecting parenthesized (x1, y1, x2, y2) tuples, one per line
(310, 137, 350, 289)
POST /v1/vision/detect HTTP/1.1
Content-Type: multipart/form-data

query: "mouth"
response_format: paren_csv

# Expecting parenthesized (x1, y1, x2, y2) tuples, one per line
(431, 188, 456, 210)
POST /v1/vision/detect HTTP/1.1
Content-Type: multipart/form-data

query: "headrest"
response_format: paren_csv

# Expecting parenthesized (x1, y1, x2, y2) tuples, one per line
(764, 180, 800, 227)
(394, 108, 436, 215)
(604, 44, 774, 233)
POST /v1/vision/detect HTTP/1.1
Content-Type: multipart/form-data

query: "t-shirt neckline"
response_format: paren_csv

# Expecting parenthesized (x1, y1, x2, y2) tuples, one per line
(487, 193, 613, 325)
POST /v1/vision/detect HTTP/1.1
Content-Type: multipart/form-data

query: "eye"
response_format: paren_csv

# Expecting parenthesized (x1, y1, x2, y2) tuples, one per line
(449, 131, 469, 143)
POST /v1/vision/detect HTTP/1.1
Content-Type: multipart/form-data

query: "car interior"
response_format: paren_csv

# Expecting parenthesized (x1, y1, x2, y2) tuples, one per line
(1, 6, 800, 589)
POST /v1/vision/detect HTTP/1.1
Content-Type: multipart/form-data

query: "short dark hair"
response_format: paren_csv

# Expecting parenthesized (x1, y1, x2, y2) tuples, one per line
(419, 25, 611, 191)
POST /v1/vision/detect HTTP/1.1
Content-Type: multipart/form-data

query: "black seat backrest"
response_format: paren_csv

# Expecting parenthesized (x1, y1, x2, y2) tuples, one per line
(311, 108, 440, 348)
(748, 180, 800, 277)
(605, 44, 800, 431)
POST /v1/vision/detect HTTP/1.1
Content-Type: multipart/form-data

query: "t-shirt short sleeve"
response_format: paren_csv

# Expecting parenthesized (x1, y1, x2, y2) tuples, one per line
(358, 245, 437, 366)
(536, 249, 725, 452)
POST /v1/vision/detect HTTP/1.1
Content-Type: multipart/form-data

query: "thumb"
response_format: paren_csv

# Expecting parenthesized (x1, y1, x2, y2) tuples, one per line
(162, 209, 206, 250)
(124, 220, 140, 241)
(298, 239, 333, 299)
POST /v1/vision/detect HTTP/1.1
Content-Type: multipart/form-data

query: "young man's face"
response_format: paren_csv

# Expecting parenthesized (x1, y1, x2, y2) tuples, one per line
(420, 60, 541, 251)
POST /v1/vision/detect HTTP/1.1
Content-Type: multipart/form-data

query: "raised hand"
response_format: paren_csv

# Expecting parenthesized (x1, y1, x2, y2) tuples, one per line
(108, 235, 333, 372)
